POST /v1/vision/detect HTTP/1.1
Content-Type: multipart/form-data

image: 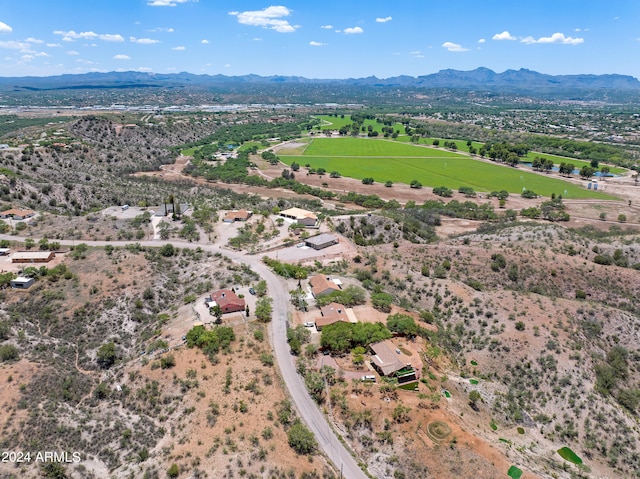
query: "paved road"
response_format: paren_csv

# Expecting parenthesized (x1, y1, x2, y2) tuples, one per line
(0, 235, 370, 479)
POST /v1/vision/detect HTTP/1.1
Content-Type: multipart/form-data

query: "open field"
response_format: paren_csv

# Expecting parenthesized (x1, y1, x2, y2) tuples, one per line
(280, 137, 615, 198)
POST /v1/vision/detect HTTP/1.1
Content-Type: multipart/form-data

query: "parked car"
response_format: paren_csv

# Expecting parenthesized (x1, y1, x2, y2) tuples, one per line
(361, 375, 376, 382)
(304, 322, 315, 327)
(249, 287, 256, 295)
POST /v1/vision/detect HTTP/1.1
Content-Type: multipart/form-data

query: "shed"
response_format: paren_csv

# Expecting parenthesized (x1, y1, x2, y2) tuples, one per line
(10, 276, 34, 289)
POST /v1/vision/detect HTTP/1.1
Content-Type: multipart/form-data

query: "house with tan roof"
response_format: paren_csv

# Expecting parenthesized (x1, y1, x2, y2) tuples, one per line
(309, 274, 342, 298)
(315, 302, 350, 331)
(370, 340, 418, 383)
(279, 207, 317, 227)
(0, 208, 35, 220)
(223, 209, 252, 222)
(11, 251, 55, 263)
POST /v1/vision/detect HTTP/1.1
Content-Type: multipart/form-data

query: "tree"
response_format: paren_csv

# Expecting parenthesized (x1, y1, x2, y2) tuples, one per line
(304, 371, 325, 402)
(159, 243, 175, 257)
(387, 313, 418, 338)
(362, 177, 374, 185)
(580, 166, 595, 179)
(371, 292, 393, 312)
(469, 390, 481, 410)
(287, 420, 317, 455)
(384, 180, 393, 187)
(210, 304, 223, 323)
(410, 179, 422, 189)
(254, 280, 267, 297)
(96, 341, 116, 369)
(255, 297, 273, 322)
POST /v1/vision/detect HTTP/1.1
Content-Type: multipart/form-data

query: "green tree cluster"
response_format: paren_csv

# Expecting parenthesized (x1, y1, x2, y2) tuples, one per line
(320, 321, 391, 355)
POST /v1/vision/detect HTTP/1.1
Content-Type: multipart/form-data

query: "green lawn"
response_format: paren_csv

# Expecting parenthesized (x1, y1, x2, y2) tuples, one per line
(280, 137, 615, 199)
(301, 137, 464, 158)
(181, 147, 199, 156)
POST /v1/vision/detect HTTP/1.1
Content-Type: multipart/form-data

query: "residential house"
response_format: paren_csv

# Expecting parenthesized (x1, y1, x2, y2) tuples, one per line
(315, 302, 350, 331)
(309, 274, 342, 298)
(0, 208, 36, 220)
(210, 289, 246, 314)
(223, 209, 252, 223)
(305, 233, 338, 250)
(11, 251, 55, 263)
(154, 203, 190, 217)
(279, 207, 318, 227)
(370, 340, 417, 383)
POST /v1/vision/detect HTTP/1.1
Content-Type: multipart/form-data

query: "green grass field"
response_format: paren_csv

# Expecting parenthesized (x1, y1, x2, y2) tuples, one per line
(314, 115, 405, 135)
(280, 137, 615, 199)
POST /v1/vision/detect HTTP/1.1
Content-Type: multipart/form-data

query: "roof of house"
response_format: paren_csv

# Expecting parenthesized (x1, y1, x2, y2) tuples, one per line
(223, 209, 251, 221)
(315, 303, 350, 329)
(211, 289, 245, 309)
(1, 208, 35, 217)
(309, 274, 341, 296)
(370, 340, 407, 376)
(11, 251, 54, 260)
(305, 233, 338, 247)
(280, 207, 317, 221)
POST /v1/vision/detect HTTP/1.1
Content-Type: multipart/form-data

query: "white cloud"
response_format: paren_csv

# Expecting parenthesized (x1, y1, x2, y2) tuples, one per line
(46, 43, 62, 48)
(114, 54, 130, 60)
(0, 40, 33, 52)
(172, 46, 186, 50)
(201, 39, 209, 44)
(130, 36, 161, 44)
(25, 37, 44, 44)
(344, 26, 363, 35)
(321, 25, 333, 29)
(375, 16, 392, 23)
(66, 50, 79, 55)
(35, 52, 49, 57)
(229, 6, 299, 33)
(0, 22, 12, 34)
(54, 30, 124, 42)
(149, 27, 175, 32)
(147, 0, 194, 6)
(521, 32, 583, 45)
(21, 54, 34, 61)
(224, 63, 231, 68)
(442, 41, 469, 52)
(409, 50, 424, 58)
(492, 31, 516, 41)
(478, 38, 486, 44)
(253, 37, 262, 41)
(100, 34, 124, 42)
(137, 67, 153, 72)
(309, 41, 326, 46)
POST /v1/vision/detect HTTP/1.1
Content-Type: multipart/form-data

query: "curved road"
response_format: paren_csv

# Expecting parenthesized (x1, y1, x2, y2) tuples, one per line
(0, 235, 370, 479)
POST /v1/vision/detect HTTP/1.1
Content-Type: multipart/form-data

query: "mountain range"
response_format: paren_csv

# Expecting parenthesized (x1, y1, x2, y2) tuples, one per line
(1, 68, 639, 93)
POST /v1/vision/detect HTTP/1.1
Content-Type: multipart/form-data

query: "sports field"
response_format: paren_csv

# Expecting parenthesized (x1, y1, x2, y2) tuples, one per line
(279, 137, 614, 199)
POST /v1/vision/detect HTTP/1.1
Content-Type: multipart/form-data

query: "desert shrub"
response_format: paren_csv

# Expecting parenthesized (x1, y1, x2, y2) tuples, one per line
(0, 344, 19, 362)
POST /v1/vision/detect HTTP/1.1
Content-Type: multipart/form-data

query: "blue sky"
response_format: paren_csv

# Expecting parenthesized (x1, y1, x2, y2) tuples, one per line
(1, 1, 639, 78)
